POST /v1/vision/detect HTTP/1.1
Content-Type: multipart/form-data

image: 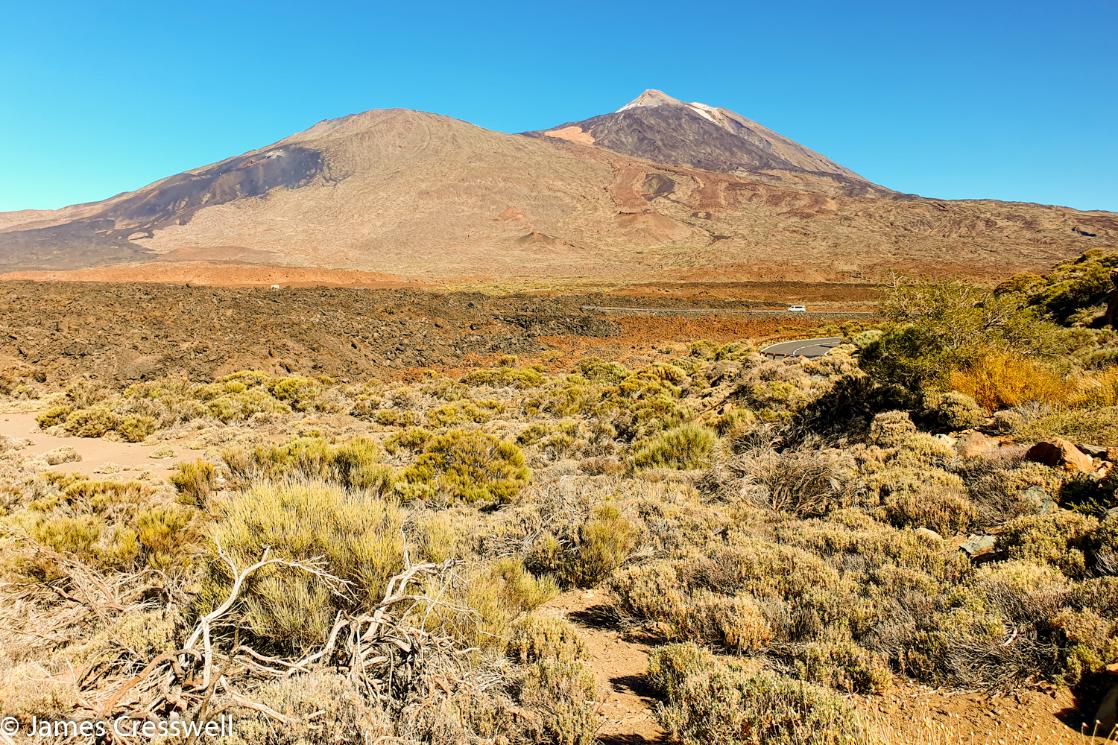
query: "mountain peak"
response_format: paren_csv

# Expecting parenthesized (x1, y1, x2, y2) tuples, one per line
(617, 89, 684, 112)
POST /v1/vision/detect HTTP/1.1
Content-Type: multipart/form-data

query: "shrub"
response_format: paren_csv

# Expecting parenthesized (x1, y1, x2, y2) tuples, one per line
(170, 459, 217, 506)
(204, 481, 405, 651)
(135, 504, 196, 569)
(224, 436, 393, 492)
(508, 615, 587, 664)
(519, 660, 599, 745)
(116, 414, 155, 442)
(647, 642, 716, 699)
(63, 406, 118, 437)
(789, 639, 891, 694)
(35, 405, 71, 429)
(609, 561, 689, 637)
(867, 411, 917, 448)
(629, 425, 716, 471)
(882, 488, 977, 536)
(451, 557, 558, 648)
(401, 430, 530, 504)
(530, 503, 639, 588)
(922, 390, 986, 430)
(739, 446, 853, 517)
(949, 352, 1074, 410)
(658, 667, 869, 745)
(461, 366, 545, 389)
(1000, 512, 1099, 578)
(687, 591, 772, 653)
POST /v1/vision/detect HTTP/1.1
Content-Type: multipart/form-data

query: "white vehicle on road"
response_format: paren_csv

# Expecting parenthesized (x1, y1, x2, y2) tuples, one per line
(787, 304, 807, 313)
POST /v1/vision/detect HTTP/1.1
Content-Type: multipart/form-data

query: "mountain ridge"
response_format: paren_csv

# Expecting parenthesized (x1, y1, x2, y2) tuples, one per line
(0, 95, 1115, 282)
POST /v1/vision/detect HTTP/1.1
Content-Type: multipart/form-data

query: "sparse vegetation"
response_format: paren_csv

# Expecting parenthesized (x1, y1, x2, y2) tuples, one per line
(3, 250, 1118, 742)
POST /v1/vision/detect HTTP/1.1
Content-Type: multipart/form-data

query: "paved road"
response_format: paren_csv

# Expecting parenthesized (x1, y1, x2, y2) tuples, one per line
(580, 305, 875, 319)
(760, 337, 844, 359)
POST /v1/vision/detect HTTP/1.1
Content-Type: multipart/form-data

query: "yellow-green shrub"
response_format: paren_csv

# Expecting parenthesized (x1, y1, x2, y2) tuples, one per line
(508, 615, 587, 664)
(401, 430, 529, 504)
(170, 459, 217, 506)
(629, 425, 716, 471)
(204, 481, 405, 651)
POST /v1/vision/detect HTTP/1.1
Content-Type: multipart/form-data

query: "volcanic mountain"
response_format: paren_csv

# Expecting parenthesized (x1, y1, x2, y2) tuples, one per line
(0, 92, 1114, 283)
(533, 89, 878, 195)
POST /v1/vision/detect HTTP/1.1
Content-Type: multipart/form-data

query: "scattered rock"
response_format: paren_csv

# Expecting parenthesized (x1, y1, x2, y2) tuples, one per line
(44, 446, 81, 465)
(955, 430, 1000, 459)
(916, 527, 944, 542)
(1024, 438, 1096, 474)
(959, 534, 997, 559)
(1077, 443, 1110, 459)
(149, 446, 176, 460)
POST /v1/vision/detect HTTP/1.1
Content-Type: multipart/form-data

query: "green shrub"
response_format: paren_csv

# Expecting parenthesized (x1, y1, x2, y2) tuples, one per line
(170, 460, 217, 506)
(35, 405, 72, 429)
(63, 406, 118, 437)
(1000, 512, 1099, 578)
(922, 390, 986, 430)
(135, 504, 196, 569)
(401, 430, 529, 504)
(629, 425, 716, 471)
(204, 481, 405, 651)
(461, 366, 545, 389)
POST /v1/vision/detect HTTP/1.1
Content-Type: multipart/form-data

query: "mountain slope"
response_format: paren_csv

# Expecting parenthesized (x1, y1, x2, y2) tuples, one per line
(0, 102, 1115, 283)
(533, 89, 879, 195)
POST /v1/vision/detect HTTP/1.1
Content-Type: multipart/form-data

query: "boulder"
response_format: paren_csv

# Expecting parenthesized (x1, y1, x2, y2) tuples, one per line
(1025, 438, 1096, 474)
(959, 534, 997, 559)
(955, 430, 1000, 459)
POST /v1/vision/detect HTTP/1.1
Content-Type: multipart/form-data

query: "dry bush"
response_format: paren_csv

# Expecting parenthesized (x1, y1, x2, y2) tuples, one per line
(647, 642, 717, 699)
(686, 591, 772, 653)
(528, 502, 640, 588)
(949, 352, 1076, 410)
(788, 638, 892, 694)
(508, 615, 587, 664)
(224, 435, 393, 493)
(881, 488, 977, 536)
(518, 659, 599, 745)
(658, 665, 870, 745)
(718, 444, 854, 517)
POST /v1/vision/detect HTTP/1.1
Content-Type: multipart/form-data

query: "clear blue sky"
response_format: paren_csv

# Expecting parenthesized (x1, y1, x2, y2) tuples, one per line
(1, 0, 1115, 211)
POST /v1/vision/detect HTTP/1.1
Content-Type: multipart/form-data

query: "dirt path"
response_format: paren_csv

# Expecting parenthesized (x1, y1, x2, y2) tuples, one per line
(543, 588, 667, 744)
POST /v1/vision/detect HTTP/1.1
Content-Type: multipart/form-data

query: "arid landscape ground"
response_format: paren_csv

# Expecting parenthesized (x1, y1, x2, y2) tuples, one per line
(1, 84, 1117, 745)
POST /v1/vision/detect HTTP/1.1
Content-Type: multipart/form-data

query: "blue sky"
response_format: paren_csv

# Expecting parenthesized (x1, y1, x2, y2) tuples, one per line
(1, 0, 1115, 211)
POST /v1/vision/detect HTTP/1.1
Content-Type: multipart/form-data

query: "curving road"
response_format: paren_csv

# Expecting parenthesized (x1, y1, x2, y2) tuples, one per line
(760, 336, 844, 359)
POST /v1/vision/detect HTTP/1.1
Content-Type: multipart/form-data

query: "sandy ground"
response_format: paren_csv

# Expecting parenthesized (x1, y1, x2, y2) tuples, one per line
(0, 409, 195, 479)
